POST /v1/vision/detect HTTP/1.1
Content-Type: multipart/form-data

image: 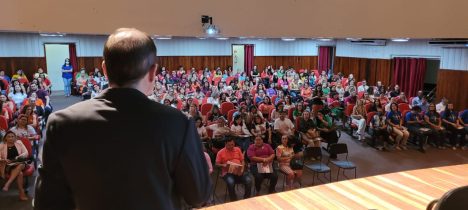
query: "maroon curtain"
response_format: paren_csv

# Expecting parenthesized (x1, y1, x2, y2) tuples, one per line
(393, 57, 426, 97)
(318, 46, 332, 73)
(244, 44, 254, 76)
(69, 43, 78, 81)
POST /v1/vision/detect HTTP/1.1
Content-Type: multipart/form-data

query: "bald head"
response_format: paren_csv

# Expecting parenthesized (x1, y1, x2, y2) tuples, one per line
(103, 28, 157, 87)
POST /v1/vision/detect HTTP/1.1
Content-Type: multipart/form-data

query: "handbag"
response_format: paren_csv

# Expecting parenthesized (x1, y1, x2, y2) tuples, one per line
(290, 159, 304, 170)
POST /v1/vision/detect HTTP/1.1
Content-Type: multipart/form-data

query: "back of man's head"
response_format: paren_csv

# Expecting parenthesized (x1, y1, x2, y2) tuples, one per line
(103, 28, 157, 87)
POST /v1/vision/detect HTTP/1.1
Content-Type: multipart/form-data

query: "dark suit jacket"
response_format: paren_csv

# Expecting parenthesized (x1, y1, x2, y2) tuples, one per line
(34, 88, 212, 210)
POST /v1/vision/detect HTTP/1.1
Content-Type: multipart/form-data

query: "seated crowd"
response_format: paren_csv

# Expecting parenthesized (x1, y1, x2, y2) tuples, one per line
(148, 65, 467, 201)
(0, 67, 106, 201)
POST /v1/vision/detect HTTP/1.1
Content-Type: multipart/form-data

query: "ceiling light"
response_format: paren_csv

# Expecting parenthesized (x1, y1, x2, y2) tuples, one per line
(216, 37, 229, 40)
(391, 38, 410, 42)
(281, 38, 296, 41)
(346, 38, 362, 41)
(155, 36, 172, 40)
(238, 37, 247, 39)
(202, 15, 220, 36)
(197, 37, 207, 40)
(317, 38, 333, 42)
(39, 32, 66, 37)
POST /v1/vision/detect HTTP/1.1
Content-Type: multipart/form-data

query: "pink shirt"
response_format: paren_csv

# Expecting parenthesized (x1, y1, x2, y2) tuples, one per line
(247, 143, 274, 163)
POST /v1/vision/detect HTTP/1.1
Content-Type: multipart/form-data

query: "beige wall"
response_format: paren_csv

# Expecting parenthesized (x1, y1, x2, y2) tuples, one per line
(1, 0, 467, 38)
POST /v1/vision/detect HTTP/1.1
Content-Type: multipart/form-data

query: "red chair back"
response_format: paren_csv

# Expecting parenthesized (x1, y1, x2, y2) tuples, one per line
(206, 122, 217, 138)
(295, 116, 302, 129)
(201, 103, 213, 116)
(345, 104, 355, 117)
(402, 110, 411, 123)
(312, 105, 324, 114)
(0, 115, 7, 130)
(357, 92, 365, 99)
(19, 137, 33, 159)
(288, 107, 295, 121)
(271, 95, 278, 104)
(341, 78, 348, 87)
(365, 103, 373, 112)
(398, 103, 410, 113)
(227, 109, 236, 124)
(220, 102, 235, 115)
(366, 112, 377, 126)
(330, 101, 341, 108)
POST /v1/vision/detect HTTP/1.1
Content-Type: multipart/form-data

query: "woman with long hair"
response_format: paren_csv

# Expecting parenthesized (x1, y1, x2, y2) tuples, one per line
(386, 103, 410, 150)
(0, 131, 29, 200)
(276, 135, 302, 190)
(351, 99, 367, 141)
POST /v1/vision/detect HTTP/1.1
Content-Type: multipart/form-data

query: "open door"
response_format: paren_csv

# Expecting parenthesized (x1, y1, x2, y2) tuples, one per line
(44, 44, 71, 92)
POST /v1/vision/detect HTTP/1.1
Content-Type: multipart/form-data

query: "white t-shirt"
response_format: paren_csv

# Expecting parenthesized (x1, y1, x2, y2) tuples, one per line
(207, 124, 230, 138)
(230, 123, 251, 137)
(8, 92, 27, 108)
(10, 125, 37, 138)
(274, 118, 295, 136)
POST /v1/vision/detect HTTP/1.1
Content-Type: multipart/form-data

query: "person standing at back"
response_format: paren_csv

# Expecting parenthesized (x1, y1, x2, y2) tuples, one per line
(34, 28, 212, 210)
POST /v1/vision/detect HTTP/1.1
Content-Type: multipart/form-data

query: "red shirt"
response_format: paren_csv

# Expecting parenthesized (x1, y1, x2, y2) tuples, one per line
(216, 147, 243, 176)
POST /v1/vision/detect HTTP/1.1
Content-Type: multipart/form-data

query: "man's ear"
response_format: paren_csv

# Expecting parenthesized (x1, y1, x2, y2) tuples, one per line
(148, 63, 158, 83)
(101, 61, 107, 77)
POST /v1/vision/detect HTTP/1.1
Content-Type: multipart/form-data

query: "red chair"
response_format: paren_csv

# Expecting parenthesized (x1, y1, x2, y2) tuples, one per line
(398, 103, 411, 113)
(225, 76, 235, 85)
(366, 112, 377, 129)
(365, 103, 373, 112)
(312, 104, 324, 114)
(271, 95, 278, 104)
(220, 102, 235, 116)
(344, 104, 358, 137)
(329, 101, 341, 109)
(409, 97, 415, 105)
(356, 81, 363, 88)
(5, 138, 36, 190)
(357, 92, 365, 99)
(341, 78, 348, 87)
(201, 103, 213, 116)
(0, 115, 8, 130)
(288, 107, 296, 121)
(227, 109, 236, 124)
(402, 110, 411, 123)
(295, 116, 302, 129)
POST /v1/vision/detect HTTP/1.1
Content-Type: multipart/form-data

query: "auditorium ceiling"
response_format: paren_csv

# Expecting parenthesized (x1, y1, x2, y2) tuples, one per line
(1, 0, 467, 38)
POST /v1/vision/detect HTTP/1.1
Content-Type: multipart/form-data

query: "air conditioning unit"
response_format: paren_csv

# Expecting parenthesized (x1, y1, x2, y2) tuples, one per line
(348, 39, 386, 46)
(428, 39, 468, 48)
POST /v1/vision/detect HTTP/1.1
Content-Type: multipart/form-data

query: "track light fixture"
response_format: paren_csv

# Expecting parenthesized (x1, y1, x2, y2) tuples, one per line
(202, 15, 220, 36)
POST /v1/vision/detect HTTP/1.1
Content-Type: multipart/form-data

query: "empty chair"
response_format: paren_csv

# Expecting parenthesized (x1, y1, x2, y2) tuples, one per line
(302, 147, 331, 185)
(328, 143, 357, 181)
(201, 103, 213, 116)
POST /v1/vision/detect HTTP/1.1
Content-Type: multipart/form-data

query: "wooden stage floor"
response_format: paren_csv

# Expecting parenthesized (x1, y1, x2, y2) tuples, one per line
(203, 164, 468, 210)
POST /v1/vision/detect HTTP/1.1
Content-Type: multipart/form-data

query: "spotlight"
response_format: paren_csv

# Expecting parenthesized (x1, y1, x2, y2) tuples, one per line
(202, 15, 220, 36)
(391, 38, 410, 42)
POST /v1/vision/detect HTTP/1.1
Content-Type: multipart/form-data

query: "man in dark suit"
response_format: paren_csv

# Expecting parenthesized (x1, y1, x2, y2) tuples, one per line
(34, 28, 212, 210)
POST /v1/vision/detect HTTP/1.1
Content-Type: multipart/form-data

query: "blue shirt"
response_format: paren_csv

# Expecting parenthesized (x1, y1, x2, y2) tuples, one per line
(460, 110, 468, 124)
(425, 111, 440, 124)
(62, 65, 73, 79)
(405, 112, 420, 124)
(442, 110, 458, 123)
(386, 111, 402, 125)
(412, 97, 422, 107)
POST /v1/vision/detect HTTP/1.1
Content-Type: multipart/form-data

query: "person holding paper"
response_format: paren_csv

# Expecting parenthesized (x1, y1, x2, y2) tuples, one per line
(216, 138, 252, 201)
(0, 131, 29, 201)
(247, 136, 278, 195)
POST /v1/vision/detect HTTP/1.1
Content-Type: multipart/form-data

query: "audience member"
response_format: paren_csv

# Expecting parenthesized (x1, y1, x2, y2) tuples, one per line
(247, 136, 278, 195)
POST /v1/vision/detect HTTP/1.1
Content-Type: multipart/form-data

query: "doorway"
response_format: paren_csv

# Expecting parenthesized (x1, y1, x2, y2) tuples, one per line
(44, 44, 70, 92)
(423, 59, 440, 99)
(232, 45, 245, 74)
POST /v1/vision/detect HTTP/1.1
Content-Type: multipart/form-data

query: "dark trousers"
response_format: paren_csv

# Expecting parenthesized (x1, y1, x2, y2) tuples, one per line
(44, 105, 53, 123)
(446, 125, 466, 146)
(250, 165, 278, 193)
(371, 128, 389, 147)
(223, 173, 252, 201)
(428, 128, 445, 147)
(407, 125, 429, 149)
